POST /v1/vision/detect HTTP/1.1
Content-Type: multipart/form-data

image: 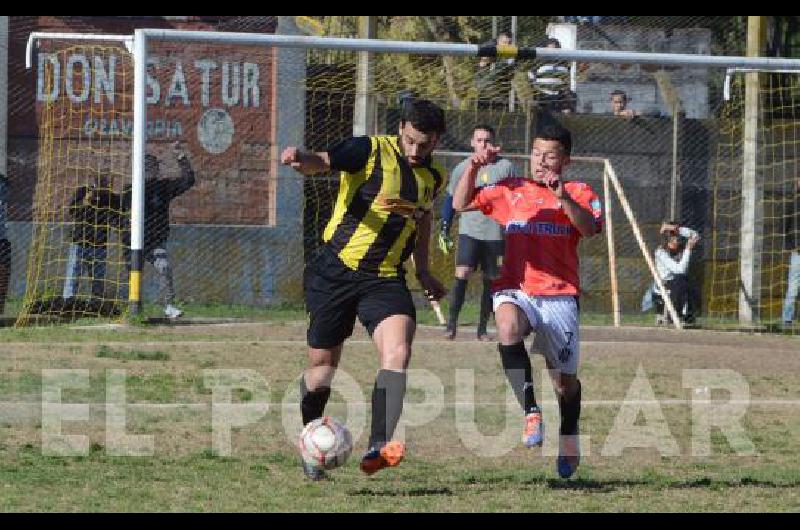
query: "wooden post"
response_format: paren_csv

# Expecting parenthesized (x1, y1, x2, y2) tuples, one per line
(739, 16, 766, 324)
(605, 161, 683, 329)
(603, 168, 621, 327)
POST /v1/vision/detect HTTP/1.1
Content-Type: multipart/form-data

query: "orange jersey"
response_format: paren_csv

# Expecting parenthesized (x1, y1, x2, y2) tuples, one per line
(471, 177, 602, 296)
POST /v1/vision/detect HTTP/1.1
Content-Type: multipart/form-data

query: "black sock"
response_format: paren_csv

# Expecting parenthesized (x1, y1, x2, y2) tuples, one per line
(498, 342, 538, 414)
(559, 379, 582, 435)
(300, 375, 331, 426)
(368, 370, 407, 449)
(477, 277, 493, 336)
(447, 278, 468, 331)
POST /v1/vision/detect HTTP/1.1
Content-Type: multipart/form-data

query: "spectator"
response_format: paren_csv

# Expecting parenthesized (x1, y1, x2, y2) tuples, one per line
(646, 221, 701, 323)
(529, 38, 576, 114)
(782, 177, 800, 327)
(63, 176, 121, 300)
(610, 90, 640, 119)
(122, 142, 196, 319)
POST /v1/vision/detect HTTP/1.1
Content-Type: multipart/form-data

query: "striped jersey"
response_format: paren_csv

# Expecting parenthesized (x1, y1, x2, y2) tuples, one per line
(323, 135, 446, 277)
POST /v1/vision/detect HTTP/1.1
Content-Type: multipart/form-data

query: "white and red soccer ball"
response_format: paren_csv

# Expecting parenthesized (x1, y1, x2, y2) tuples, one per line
(298, 416, 353, 470)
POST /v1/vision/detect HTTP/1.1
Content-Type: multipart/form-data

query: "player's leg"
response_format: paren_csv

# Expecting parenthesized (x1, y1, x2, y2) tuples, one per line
(90, 246, 107, 299)
(357, 277, 416, 474)
(300, 249, 359, 480)
(62, 244, 80, 299)
(301, 345, 343, 425)
(782, 250, 800, 325)
(151, 248, 180, 318)
(534, 296, 582, 478)
(477, 239, 503, 341)
(446, 235, 478, 340)
(494, 292, 543, 447)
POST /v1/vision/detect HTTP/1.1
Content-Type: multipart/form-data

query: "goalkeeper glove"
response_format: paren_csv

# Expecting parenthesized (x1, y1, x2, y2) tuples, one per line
(437, 220, 454, 255)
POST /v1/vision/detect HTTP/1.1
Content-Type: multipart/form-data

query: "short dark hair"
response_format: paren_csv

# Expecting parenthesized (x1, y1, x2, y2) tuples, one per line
(542, 37, 561, 48)
(611, 89, 628, 100)
(473, 124, 496, 137)
(534, 124, 572, 155)
(401, 98, 446, 135)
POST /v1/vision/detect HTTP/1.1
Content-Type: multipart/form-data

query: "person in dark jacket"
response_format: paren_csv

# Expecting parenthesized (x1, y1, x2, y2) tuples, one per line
(122, 142, 196, 319)
(63, 176, 122, 300)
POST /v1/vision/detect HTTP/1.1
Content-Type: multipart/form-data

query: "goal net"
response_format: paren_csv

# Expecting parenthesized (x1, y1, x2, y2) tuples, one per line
(16, 23, 800, 335)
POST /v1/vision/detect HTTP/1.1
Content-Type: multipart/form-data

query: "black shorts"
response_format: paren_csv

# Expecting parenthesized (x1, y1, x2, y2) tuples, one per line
(304, 246, 416, 349)
(456, 235, 504, 278)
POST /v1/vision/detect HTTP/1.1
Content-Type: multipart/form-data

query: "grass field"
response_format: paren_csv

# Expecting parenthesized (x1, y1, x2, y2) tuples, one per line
(0, 311, 798, 512)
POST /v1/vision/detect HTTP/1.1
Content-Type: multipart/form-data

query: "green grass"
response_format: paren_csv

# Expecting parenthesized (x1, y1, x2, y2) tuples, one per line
(96, 345, 171, 362)
(0, 315, 798, 511)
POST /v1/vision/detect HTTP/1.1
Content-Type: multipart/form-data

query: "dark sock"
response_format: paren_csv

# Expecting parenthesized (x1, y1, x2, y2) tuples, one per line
(368, 369, 408, 449)
(498, 342, 538, 414)
(477, 278, 493, 336)
(300, 375, 331, 426)
(559, 379, 582, 435)
(447, 278, 468, 331)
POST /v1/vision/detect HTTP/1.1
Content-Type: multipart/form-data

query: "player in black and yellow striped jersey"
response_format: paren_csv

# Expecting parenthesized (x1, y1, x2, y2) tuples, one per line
(281, 98, 447, 479)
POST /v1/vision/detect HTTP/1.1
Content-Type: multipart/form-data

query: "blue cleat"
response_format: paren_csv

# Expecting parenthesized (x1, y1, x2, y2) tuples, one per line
(557, 432, 580, 479)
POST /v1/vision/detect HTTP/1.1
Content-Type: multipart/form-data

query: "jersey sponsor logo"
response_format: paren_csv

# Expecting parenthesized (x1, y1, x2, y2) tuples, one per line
(505, 220, 573, 236)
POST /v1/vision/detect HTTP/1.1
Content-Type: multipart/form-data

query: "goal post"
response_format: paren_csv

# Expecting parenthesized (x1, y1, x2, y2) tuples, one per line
(19, 27, 800, 330)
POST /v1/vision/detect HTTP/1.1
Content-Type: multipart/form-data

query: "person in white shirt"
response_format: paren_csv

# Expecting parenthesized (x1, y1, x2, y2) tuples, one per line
(652, 221, 700, 323)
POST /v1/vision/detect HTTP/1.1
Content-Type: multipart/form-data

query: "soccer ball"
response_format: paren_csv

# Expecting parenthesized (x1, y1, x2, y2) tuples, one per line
(298, 416, 353, 470)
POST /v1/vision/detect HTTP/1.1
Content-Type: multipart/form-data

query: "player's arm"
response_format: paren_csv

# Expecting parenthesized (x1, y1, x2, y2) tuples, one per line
(543, 174, 598, 238)
(452, 146, 500, 212)
(282, 137, 371, 177)
(413, 210, 446, 301)
(559, 194, 598, 238)
(166, 142, 196, 198)
(280, 147, 331, 175)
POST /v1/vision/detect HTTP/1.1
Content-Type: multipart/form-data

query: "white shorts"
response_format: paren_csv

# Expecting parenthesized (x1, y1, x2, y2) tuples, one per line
(492, 290, 580, 375)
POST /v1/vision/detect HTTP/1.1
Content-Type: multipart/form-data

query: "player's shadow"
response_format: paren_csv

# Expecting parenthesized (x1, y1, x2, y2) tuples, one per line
(542, 477, 648, 492)
(350, 487, 453, 497)
(542, 476, 799, 492)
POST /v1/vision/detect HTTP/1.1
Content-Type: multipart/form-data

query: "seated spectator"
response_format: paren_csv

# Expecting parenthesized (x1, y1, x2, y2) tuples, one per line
(528, 38, 576, 114)
(643, 221, 701, 323)
(610, 90, 640, 119)
(563, 16, 606, 25)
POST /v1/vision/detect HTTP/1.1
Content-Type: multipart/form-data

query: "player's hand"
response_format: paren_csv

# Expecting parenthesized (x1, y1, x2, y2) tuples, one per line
(416, 270, 447, 302)
(543, 170, 564, 198)
(172, 141, 188, 162)
(469, 145, 501, 171)
(281, 147, 304, 171)
(437, 220, 454, 255)
(437, 231, 454, 255)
